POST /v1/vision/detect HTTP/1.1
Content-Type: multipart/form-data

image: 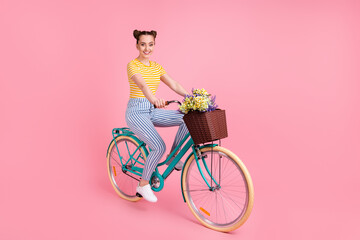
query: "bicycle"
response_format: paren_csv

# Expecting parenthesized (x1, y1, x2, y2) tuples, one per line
(106, 100, 254, 232)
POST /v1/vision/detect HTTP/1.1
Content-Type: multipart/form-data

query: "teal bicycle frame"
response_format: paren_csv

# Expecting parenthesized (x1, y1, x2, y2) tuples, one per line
(107, 127, 221, 201)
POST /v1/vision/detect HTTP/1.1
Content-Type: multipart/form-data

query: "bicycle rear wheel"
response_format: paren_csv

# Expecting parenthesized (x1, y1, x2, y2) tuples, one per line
(182, 146, 254, 232)
(107, 135, 147, 201)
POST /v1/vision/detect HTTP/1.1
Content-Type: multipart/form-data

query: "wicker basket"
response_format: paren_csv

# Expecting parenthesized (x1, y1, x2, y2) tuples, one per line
(183, 109, 228, 145)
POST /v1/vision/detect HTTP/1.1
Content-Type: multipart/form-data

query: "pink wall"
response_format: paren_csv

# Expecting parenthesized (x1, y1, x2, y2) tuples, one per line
(1, 0, 359, 239)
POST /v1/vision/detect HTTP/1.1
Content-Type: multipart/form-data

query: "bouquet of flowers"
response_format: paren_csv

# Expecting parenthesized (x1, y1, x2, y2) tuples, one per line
(179, 88, 218, 114)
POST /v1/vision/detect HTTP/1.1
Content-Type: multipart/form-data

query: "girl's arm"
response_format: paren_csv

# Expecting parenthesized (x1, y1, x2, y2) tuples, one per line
(160, 74, 190, 97)
(131, 74, 166, 108)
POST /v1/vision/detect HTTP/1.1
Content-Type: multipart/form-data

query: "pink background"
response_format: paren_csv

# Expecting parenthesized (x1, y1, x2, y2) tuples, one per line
(1, 0, 359, 239)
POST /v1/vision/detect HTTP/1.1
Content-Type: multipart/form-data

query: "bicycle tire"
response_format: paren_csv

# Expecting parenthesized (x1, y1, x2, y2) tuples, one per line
(182, 146, 254, 232)
(107, 135, 147, 202)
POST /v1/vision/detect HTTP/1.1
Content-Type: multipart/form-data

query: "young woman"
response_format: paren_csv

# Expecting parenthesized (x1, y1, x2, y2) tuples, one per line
(125, 30, 190, 203)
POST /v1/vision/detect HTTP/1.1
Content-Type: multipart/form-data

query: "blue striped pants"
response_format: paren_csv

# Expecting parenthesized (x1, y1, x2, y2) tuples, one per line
(125, 97, 189, 181)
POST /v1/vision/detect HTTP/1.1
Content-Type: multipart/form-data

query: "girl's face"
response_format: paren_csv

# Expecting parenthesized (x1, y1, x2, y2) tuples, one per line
(136, 35, 155, 59)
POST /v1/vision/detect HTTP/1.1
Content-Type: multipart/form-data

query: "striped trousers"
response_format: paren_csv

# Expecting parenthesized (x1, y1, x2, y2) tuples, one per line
(125, 97, 189, 181)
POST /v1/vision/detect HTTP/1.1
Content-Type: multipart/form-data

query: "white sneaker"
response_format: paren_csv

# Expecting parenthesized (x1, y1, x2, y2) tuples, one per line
(166, 153, 184, 171)
(136, 183, 158, 203)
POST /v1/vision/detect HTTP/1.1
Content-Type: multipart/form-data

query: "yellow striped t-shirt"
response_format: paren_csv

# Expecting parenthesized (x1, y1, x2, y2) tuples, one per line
(127, 58, 167, 98)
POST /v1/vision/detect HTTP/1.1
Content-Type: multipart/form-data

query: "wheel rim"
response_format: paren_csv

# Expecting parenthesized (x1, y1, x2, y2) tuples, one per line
(185, 149, 249, 228)
(108, 137, 145, 199)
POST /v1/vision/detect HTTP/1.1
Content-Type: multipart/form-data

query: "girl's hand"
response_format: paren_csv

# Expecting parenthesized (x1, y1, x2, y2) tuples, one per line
(152, 97, 166, 108)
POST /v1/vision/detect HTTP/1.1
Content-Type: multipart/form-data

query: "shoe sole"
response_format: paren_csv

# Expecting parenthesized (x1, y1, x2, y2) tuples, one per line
(136, 192, 157, 202)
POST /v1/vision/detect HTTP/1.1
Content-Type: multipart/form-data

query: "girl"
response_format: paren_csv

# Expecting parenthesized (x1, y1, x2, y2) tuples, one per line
(125, 30, 190, 203)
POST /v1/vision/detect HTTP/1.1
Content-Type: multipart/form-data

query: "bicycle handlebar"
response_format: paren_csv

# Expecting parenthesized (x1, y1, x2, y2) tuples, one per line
(154, 100, 181, 108)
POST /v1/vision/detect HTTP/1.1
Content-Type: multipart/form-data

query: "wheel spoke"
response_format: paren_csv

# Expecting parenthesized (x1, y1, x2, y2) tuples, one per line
(219, 190, 245, 209)
(188, 189, 210, 192)
(110, 155, 122, 167)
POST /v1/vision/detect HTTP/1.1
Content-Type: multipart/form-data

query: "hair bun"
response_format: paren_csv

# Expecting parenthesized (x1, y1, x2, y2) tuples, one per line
(150, 30, 157, 38)
(133, 29, 142, 39)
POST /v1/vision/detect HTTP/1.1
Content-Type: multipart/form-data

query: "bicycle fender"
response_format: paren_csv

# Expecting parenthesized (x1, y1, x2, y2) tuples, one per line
(180, 143, 218, 203)
(106, 134, 149, 158)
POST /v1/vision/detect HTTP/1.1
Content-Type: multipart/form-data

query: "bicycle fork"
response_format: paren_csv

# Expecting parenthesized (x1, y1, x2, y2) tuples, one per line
(192, 146, 221, 191)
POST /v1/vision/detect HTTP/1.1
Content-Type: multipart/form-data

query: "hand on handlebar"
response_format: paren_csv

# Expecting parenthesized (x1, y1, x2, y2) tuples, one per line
(153, 99, 182, 108)
(152, 97, 166, 108)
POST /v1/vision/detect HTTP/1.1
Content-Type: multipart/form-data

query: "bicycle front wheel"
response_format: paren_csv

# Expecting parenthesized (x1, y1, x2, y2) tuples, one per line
(182, 146, 254, 232)
(107, 135, 147, 202)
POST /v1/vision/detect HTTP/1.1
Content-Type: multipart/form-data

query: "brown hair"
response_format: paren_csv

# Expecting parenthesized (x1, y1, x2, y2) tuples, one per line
(133, 29, 157, 44)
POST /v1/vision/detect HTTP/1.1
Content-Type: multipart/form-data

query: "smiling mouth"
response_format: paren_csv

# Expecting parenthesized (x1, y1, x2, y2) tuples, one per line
(143, 51, 151, 55)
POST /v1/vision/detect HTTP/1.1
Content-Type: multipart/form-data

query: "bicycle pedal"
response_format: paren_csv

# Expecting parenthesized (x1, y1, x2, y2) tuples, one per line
(136, 192, 143, 198)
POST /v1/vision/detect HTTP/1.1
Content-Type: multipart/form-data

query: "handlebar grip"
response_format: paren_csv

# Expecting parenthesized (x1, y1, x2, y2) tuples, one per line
(153, 100, 181, 108)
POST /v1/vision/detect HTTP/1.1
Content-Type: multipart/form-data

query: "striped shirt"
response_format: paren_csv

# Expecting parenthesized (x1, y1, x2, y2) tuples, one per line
(127, 58, 167, 98)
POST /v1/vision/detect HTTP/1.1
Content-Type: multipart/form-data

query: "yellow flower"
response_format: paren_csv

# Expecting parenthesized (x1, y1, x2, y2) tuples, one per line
(179, 88, 213, 113)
